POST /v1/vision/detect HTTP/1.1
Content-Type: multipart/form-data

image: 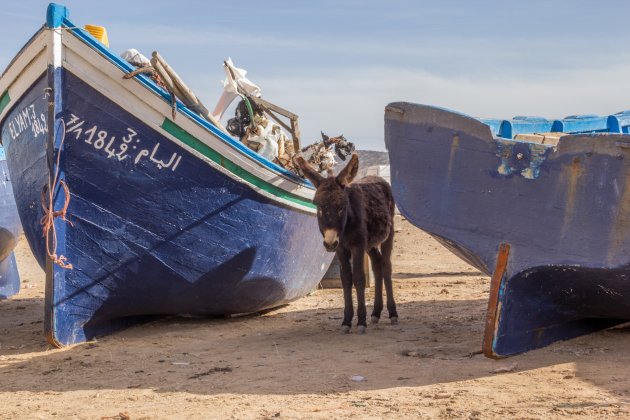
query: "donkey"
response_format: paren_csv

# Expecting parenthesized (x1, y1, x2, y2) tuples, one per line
(296, 153, 398, 333)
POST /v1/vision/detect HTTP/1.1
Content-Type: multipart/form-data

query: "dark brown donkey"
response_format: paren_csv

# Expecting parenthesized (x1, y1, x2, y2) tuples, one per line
(296, 153, 398, 333)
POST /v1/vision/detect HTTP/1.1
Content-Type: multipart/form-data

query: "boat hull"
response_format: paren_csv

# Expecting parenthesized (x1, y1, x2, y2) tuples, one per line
(0, 13, 331, 345)
(385, 102, 630, 357)
(0, 155, 20, 298)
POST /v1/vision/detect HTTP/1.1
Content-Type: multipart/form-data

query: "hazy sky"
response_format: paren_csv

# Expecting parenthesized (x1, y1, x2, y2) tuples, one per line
(2, 1, 630, 150)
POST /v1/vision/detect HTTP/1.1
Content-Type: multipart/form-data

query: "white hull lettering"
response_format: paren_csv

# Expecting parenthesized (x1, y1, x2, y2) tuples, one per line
(65, 113, 183, 172)
(8, 104, 47, 140)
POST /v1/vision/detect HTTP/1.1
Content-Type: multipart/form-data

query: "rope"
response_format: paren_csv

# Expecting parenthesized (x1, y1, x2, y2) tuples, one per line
(40, 120, 73, 270)
(48, 26, 82, 31)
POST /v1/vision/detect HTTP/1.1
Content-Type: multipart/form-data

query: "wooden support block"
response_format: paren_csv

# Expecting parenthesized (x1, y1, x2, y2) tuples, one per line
(319, 253, 372, 289)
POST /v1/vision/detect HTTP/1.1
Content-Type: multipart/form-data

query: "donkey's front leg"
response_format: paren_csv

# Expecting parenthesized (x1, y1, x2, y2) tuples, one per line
(352, 248, 368, 334)
(337, 247, 354, 333)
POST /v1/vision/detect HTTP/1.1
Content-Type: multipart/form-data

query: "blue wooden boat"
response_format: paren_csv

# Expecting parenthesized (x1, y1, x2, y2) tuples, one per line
(0, 3, 332, 346)
(386, 101, 630, 358)
(0, 146, 21, 299)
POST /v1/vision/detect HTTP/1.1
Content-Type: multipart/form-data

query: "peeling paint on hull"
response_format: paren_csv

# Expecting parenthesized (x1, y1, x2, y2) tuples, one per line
(1, 71, 332, 347)
(385, 102, 630, 357)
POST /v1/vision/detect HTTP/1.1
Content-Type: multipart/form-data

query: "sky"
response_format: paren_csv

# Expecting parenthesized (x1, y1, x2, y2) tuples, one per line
(2, 1, 630, 151)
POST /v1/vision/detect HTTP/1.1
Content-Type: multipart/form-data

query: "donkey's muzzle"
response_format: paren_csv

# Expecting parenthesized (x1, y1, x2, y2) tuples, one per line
(322, 229, 339, 252)
(323, 239, 339, 252)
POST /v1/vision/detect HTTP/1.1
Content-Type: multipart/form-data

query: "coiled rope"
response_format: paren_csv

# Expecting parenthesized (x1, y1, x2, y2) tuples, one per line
(41, 119, 73, 269)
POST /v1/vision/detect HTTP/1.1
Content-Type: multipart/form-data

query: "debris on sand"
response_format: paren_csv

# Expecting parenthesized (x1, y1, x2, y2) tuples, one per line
(188, 366, 233, 379)
(491, 362, 518, 374)
(350, 375, 366, 382)
(101, 413, 130, 420)
(465, 350, 483, 358)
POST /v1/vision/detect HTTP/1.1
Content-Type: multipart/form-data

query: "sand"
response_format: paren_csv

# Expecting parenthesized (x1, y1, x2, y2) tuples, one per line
(1, 218, 630, 419)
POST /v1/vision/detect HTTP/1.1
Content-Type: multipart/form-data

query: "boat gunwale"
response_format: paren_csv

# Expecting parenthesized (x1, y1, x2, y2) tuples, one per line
(0, 30, 50, 119)
(57, 33, 317, 210)
(0, 26, 46, 80)
(55, 16, 311, 189)
(0, 12, 318, 211)
(386, 102, 630, 138)
(385, 101, 630, 156)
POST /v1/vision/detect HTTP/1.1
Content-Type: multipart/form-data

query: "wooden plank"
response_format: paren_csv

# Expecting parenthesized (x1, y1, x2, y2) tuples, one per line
(513, 132, 565, 146)
(248, 96, 301, 150)
(483, 243, 511, 359)
(291, 119, 301, 151)
(264, 108, 293, 133)
(222, 63, 301, 149)
(250, 96, 298, 120)
(152, 52, 226, 131)
(514, 133, 545, 144)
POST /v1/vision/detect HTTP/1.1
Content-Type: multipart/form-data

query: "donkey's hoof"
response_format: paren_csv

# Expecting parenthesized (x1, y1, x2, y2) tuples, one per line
(371, 316, 380, 324)
(390, 316, 399, 325)
(341, 325, 351, 334)
(357, 325, 366, 334)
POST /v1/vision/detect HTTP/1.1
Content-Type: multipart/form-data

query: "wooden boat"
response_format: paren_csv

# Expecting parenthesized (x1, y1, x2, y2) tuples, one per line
(385, 101, 630, 357)
(0, 146, 20, 298)
(0, 3, 332, 346)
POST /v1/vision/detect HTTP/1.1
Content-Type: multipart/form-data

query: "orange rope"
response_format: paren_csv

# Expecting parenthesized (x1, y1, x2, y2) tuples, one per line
(40, 121, 73, 270)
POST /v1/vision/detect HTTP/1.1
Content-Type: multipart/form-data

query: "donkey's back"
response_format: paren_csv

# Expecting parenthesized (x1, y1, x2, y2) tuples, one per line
(349, 176, 395, 249)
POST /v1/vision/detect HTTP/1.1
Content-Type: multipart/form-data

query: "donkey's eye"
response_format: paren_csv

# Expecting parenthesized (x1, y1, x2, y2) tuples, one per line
(338, 209, 343, 216)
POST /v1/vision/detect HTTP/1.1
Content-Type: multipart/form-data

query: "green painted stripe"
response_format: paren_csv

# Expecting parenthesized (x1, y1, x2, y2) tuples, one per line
(0, 90, 10, 115)
(161, 118, 316, 209)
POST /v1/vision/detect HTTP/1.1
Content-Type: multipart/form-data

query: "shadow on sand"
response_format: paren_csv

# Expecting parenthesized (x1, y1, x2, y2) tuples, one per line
(2, 290, 630, 397)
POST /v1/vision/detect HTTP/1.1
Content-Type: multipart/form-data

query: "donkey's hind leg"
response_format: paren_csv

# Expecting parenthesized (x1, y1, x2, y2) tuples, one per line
(368, 248, 384, 324)
(381, 229, 398, 324)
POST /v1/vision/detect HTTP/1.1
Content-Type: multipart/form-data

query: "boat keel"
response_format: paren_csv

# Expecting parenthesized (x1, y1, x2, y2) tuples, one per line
(484, 244, 628, 357)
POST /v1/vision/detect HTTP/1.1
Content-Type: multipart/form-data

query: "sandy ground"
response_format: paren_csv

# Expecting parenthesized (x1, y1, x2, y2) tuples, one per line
(1, 219, 630, 419)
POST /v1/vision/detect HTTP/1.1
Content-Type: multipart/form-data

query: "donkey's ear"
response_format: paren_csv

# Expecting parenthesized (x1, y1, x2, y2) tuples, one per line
(336, 153, 359, 187)
(321, 132, 329, 142)
(295, 155, 324, 188)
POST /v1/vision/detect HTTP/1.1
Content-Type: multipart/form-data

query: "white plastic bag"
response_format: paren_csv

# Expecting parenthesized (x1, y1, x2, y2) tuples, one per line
(212, 58, 262, 121)
(242, 117, 279, 161)
(120, 48, 150, 67)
